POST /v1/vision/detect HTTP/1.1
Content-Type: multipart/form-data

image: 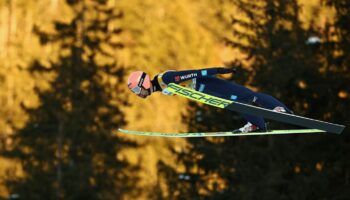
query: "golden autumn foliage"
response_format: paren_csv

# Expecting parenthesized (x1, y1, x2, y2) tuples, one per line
(0, 0, 349, 199)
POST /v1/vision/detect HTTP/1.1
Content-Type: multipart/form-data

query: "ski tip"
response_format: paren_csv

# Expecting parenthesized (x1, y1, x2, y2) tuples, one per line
(117, 128, 126, 132)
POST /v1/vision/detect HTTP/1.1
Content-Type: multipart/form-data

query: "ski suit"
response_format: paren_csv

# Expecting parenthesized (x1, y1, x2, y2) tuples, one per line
(151, 67, 290, 129)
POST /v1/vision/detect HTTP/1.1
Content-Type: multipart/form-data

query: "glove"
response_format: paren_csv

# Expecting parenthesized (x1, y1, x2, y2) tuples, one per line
(217, 67, 237, 74)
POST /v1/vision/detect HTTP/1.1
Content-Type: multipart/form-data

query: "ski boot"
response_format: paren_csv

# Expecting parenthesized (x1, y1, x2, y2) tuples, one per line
(232, 122, 267, 133)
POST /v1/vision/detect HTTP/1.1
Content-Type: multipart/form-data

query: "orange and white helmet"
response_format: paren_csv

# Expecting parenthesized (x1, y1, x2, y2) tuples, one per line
(127, 71, 152, 96)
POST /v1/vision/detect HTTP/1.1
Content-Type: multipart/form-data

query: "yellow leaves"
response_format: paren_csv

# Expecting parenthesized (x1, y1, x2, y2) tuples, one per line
(0, 157, 25, 198)
(80, 80, 90, 93)
(315, 162, 323, 172)
(0, 0, 346, 199)
(116, 1, 238, 197)
(338, 90, 348, 99)
(294, 162, 324, 174)
(202, 173, 227, 194)
(21, 146, 33, 155)
(206, 136, 226, 144)
(89, 177, 97, 187)
(298, 80, 307, 89)
(298, 0, 336, 30)
(63, 101, 73, 112)
(118, 0, 218, 70)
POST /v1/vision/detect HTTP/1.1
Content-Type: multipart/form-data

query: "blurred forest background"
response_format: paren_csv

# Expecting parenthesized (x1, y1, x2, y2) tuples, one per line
(0, 0, 349, 199)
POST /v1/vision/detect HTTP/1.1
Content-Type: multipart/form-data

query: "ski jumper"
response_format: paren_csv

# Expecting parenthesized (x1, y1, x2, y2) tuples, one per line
(151, 68, 290, 129)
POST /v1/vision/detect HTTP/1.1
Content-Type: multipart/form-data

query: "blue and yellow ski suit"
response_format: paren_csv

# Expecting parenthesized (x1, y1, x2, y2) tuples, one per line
(151, 67, 291, 129)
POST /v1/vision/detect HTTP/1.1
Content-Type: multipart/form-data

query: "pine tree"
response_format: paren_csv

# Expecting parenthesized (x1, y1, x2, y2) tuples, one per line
(2, 0, 141, 199)
(155, 1, 348, 199)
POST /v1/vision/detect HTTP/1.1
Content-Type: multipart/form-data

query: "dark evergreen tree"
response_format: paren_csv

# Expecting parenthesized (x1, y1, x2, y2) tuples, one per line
(156, 0, 350, 199)
(2, 0, 140, 199)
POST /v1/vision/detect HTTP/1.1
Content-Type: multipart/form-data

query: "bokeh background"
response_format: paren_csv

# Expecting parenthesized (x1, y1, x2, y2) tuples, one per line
(0, 0, 349, 199)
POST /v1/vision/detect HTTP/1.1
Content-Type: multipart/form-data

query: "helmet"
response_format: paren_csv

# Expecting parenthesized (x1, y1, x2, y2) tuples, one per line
(127, 71, 151, 95)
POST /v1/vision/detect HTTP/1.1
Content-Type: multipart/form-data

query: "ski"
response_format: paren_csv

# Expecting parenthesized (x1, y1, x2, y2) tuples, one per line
(166, 83, 345, 134)
(118, 128, 326, 138)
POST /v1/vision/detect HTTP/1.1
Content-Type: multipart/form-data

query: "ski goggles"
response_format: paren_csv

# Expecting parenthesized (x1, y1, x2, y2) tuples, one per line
(131, 86, 142, 95)
(130, 72, 149, 95)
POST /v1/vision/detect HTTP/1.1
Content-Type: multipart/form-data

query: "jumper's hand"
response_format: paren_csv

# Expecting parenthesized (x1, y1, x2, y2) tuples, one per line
(217, 67, 237, 74)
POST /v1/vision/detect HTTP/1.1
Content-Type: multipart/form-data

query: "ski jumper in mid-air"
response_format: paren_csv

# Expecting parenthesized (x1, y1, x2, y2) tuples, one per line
(127, 67, 293, 133)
